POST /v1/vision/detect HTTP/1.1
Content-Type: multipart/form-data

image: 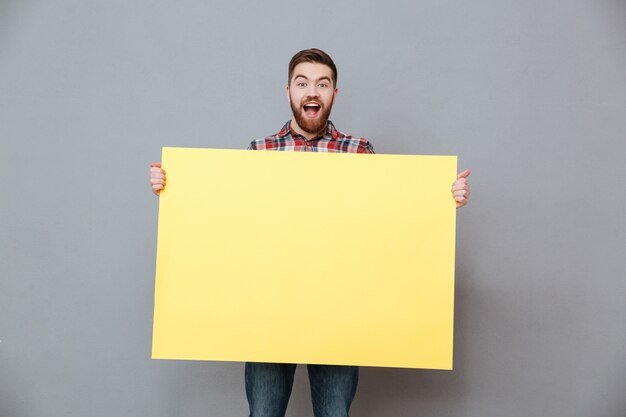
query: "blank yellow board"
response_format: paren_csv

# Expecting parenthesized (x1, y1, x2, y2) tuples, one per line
(152, 147, 457, 369)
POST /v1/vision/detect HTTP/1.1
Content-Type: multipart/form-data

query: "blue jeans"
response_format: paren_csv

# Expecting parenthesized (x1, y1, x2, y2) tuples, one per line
(245, 362, 358, 417)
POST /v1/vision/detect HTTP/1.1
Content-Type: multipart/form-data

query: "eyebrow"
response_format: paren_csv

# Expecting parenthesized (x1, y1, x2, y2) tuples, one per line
(293, 75, 332, 84)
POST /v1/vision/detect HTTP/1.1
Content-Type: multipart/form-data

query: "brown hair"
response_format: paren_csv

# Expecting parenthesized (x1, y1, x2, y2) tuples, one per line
(288, 48, 338, 86)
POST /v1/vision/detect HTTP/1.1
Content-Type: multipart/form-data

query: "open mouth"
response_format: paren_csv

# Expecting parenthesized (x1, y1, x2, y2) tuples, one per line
(302, 102, 321, 118)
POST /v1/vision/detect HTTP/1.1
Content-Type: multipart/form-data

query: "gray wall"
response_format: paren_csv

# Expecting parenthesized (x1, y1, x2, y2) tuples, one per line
(1, 0, 625, 416)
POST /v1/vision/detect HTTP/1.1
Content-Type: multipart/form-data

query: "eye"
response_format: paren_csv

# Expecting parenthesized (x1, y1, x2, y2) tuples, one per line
(297, 82, 307, 88)
(319, 83, 328, 88)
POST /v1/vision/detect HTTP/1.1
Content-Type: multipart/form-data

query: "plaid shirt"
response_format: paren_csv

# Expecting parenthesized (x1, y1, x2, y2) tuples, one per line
(247, 120, 375, 154)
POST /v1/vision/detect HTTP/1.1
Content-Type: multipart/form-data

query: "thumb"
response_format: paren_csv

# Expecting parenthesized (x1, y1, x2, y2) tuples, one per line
(457, 168, 471, 179)
(150, 162, 162, 168)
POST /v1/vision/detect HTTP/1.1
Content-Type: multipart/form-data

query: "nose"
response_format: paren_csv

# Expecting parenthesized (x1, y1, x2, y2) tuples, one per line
(305, 84, 320, 98)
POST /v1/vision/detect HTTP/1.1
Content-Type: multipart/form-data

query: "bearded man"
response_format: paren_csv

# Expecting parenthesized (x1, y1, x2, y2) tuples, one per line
(149, 48, 471, 417)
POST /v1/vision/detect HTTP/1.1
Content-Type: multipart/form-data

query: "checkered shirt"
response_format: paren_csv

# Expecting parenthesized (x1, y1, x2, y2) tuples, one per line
(247, 120, 375, 154)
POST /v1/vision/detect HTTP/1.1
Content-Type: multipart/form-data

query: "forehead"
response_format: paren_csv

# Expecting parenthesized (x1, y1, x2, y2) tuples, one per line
(291, 62, 334, 82)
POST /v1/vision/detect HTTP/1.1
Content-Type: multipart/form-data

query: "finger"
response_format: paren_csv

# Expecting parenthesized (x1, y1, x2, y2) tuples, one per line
(150, 162, 162, 168)
(451, 178, 467, 189)
(150, 171, 164, 179)
(457, 169, 471, 179)
(452, 182, 468, 191)
(150, 178, 165, 185)
(453, 190, 468, 198)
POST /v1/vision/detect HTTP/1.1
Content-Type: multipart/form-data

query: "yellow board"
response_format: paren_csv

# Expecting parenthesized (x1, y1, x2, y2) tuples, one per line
(152, 147, 457, 369)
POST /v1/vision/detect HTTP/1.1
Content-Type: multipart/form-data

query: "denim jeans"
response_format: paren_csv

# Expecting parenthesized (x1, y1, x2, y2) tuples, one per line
(245, 362, 358, 417)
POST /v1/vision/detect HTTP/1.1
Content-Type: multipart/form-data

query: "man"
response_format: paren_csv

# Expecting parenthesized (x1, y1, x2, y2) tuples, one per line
(149, 48, 470, 417)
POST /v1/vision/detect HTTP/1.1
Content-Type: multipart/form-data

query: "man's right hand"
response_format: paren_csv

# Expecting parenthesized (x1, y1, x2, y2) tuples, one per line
(150, 162, 166, 196)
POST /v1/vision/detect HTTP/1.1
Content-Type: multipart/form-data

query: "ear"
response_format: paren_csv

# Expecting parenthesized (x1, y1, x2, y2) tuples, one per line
(286, 85, 290, 103)
(332, 87, 338, 104)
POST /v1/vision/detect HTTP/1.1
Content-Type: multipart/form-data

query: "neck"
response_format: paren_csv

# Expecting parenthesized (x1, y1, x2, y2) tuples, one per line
(290, 118, 327, 140)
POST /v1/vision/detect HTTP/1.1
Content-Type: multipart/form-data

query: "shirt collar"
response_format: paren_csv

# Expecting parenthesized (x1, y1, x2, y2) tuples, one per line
(280, 120, 338, 140)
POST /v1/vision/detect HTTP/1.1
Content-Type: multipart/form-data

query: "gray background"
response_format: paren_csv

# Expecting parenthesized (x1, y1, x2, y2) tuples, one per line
(1, 0, 625, 416)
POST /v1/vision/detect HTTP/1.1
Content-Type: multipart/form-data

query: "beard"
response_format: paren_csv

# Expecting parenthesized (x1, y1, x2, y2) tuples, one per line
(289, 95, 333, 135)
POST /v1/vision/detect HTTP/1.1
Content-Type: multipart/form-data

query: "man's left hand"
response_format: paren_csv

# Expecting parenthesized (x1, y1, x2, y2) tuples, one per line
(452, 169, 471, 208)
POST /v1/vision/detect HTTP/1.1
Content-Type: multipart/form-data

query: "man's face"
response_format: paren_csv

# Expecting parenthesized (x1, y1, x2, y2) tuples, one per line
(287, 62, 338, 135)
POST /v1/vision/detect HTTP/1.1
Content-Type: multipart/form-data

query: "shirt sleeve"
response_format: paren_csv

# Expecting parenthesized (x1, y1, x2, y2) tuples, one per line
(362, 140, 375, 154)
(247, 141, 257, 150)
